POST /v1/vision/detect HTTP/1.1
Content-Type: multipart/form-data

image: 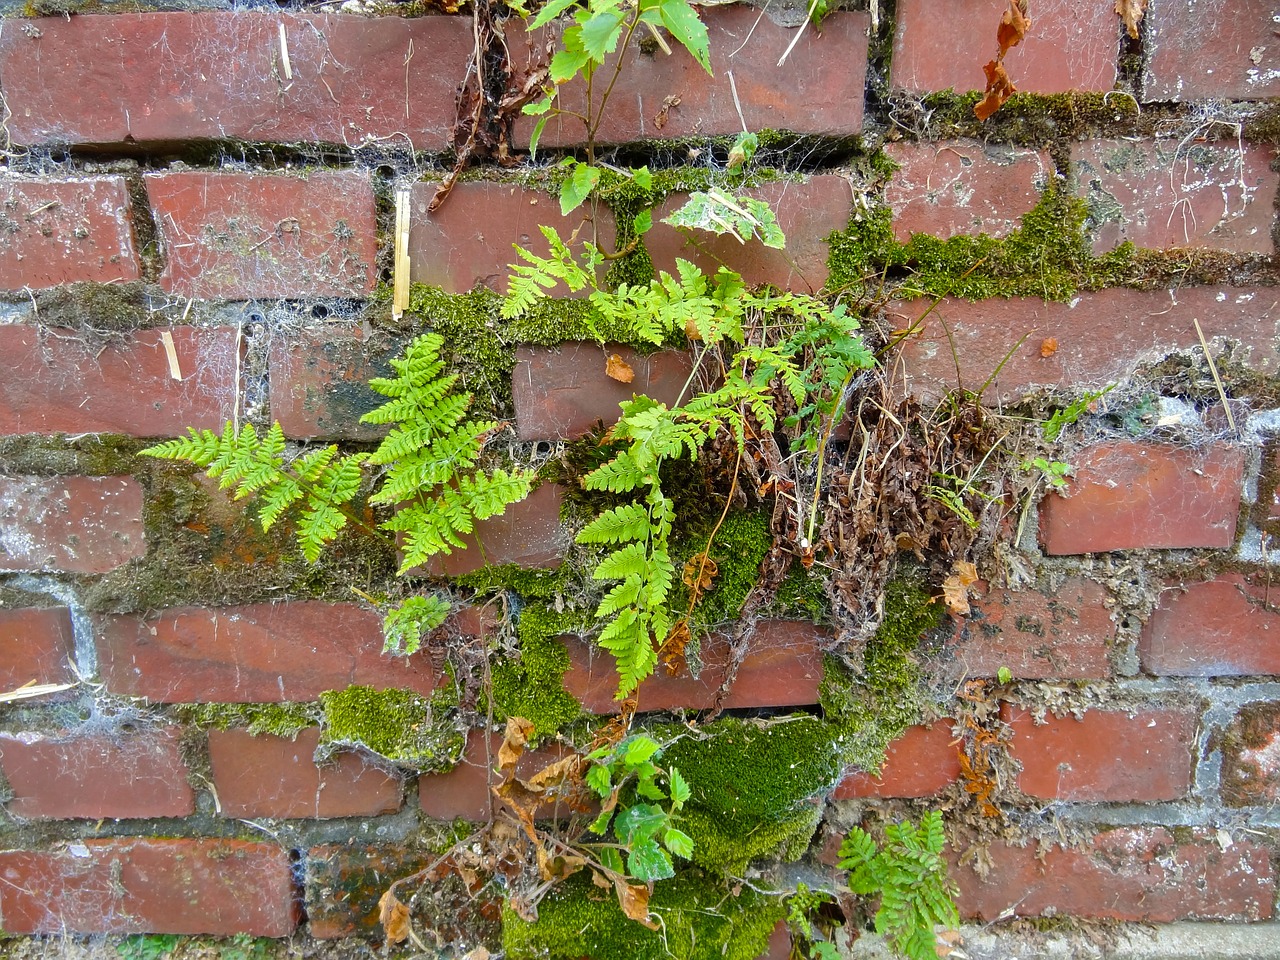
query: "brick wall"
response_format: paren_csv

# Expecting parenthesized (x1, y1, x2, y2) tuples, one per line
(0, 0, 1277, 954)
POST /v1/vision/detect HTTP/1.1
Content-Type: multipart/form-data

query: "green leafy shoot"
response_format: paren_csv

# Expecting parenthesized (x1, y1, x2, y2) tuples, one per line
(382, 595, 452, 655)
(584, 734, 692, 882)
(836, 812, 959, 960)
(1042, 384, 1114, 442)
(727, 131, 759, 170)
(662, 188, 786, 248)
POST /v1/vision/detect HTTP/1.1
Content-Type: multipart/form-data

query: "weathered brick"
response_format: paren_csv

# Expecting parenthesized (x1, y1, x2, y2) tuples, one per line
(305, 844, 436, 939)
(0, 13, 469, 149)
(526, 8, 869, 147)
(0, 175, 139, 290)
(208, 727, 402, 819)
(410, 181, 616, 294)
(512, 343, 693, 441)
(892, 0, 1116, 94)
(419, 728, 576, 822)
(95, 602, 436, 702)
(1142, 573, 1280, 676)
(269, 327, 404, 441)
(563, 620, 826, 714)
(646, 176, 850, 292)
(0, 324, 237, 436)
(1003, 703, 1197, 801)
(1039, 441, 1243, 554)
(423, 483, 569, 576)
(147, 170, 376, 299)
(1074, 140, 1278, 254)
(944, 577, 1114, 680)
(0, 727, 194, 820)
(834, 723, 960, 799)
(954, 828, 1273, 922)
(0, 475, 145, 574)
(1146, 0, 1280, 100)
(0, 839, 299, 935)
(0, 607, 76, 692)
(1221, 701, 1280, 806)
(885, 142, 1052, 242)
(894, 286, 1279, 405)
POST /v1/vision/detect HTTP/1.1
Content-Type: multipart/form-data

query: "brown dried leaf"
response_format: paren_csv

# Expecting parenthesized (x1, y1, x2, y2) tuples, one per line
(498, 716, 535, 775)
(1040, 337, 1058, 358)
(996, 0, 1032, 57)
(605, 353, 635, 383)
(591, 869, 612, 890)
(682, 553, 718, 592)
(613, 878, 657, 929)
(975, 60, 1017, 121)
(523, 754, 588, 795)
(657, 620, 691, 677)
(378, 890, 412, 945)
(1115, 0, 1147, 39)
(941, 563, 977, 617)
(685, 316, 703, 340)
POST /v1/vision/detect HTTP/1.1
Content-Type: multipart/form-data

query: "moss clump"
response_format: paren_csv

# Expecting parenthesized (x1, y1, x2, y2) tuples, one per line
(28, 282, 151, 335)
(318, 685, 463, 770)
(773, 562, 832, 622)
(660, 715, 843, 874)
(0, 434, 145, 476)
(910, 90, 1142, 144)
(827, 184, 1138, 302)
(455, 561, 572, 601)
(175, 702, 319, 739)
(502, 870, 785, 960)
(489, 603, 584, 739)
(669, 510, 772, 634)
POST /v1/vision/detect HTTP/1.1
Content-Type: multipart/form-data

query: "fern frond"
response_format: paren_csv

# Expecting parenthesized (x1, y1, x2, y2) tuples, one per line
(577, 503, 650, 544)
(582, 450, 648, 493)
(140, 427, 226, 466)
(257, 476, 303, 531)
(298, 501, 347, 563)
(592, 542, 648, 582)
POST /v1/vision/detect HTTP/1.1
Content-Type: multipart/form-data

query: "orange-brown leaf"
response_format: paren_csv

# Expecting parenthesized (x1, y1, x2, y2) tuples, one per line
(996, 0, 1032, 58)
(941, 562, 977, 617)
(682, 553, 718, 592)
(613, 878, 657, 929)
(685, 316, 703, 341)
(1040, 337, 1058, 358)
(657, 620, 691, 677)
(606, 353, 635, 383)
(975, 60, 1017, 121)
(378, 890, 412, 945)
(1115, 0, 1147, 39)
(498, 716, 535, 775)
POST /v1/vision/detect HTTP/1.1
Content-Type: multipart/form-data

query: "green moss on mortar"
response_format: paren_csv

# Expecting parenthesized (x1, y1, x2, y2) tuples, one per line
(0, 434, 145, 476)
(318, 684, 464, 770)
(502, 870, 784, 960)
(911, 90, 1142, 144)
(455, 560, 572, 601)
(174, 702, 319, 739)
(668, 510, 772, 634)
(489, 603, 585, 739)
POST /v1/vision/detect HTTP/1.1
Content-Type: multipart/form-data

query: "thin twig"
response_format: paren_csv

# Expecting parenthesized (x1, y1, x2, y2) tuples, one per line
(1194, 317, 1236, 434)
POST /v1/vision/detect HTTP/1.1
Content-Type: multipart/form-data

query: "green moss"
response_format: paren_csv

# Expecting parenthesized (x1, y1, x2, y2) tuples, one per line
(502, 870, 785, 960)
(773, 562, 832, 622)
(489, 603, 584, 739)
(912, 90, 1142, 143)
(455, 561, 572, 601)
(174, 702, 319, 739)
(660, 715, 843, 874)
(26, 282, 151, 335)
(668, 510, 772, 634)
(0, 434, 145, 476)
(318, 685, 463, 770)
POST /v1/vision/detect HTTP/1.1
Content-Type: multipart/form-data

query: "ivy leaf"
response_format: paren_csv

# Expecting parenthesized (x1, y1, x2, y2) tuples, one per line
(667, 766, 690, 806)
(530, 0, 580, 29)
(632, 208, 653, 236)
(627, 838, 675, 882)
(662, 826, 694, 859)
(657, 0, 711, 73)
(586, 762, 612, 797)
(632, 166, 653, 190)
(561, 161, 601, 215)
(624, 736, 660, 766)
(615, 803, 667, 846)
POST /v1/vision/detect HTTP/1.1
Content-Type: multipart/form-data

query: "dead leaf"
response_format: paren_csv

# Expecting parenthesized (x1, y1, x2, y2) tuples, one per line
(653, 94, 681, 130)
(684, 316, 703, 340)
(974, 59, 1017, 121)
(378, 889, 411, 945)
(606, 353, 635, 383)
(1115, 0, 1147, 39)
(996, 0, 1032, 57)
(523, 754, 589, 798)
(941, 561, 979, 617)
(1040, 337, 1058, 358)
(682, 553, 718, 592)
(935, 927, 965, 958)
(462, 948, 492, 960)
(657, 620, 691, 677)
(591, 869, 612, 890)
(613, 878, 657, 929)
(498, 716, 535, 775)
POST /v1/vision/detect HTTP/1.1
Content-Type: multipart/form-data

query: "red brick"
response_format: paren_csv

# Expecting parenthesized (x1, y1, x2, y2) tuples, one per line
(834, 723, 960, 799)
(0, 607, 76, 692)
(944, 577, 1114, 680)
(419, 728, 577, 822)
(646, 176, 850, 293)
(1146, 0, 1280, 100)
(0, 324, 237, 436)
(892, 0, 1116, 94)
(0, 13, 469, 149)
(0, 175, 139, 290)
(410, 181, 616, 295)
(0, 728, 193, 820)
(885, 142, 1052, 242)
(0, 475, 145, 574)
(1074, 140, 1277, 254)
(208, 727, 402, 819)
(513, 342, 694, 441)
(305, 844, 437, 939)
(423, 483, 568, 576)
(954, 828, 1273, 922)
(147, 170, 376, 299)
(893, 286, 1279, 406)
(1142, 573, 1280, 676)
(269, 328, 403, 441)
(563, 620, 826, 714)
(525, 8, 869, 148)
(0, 839, 299, 935)
(1221, 701, 1280, 806)
(95, 602, 437, 702)
(1003, 703, 1197, 801)
(1039, 441, 1243, 554)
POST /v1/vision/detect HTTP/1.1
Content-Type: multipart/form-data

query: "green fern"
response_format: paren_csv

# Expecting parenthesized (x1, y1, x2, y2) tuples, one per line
(836, 811, 959, 960)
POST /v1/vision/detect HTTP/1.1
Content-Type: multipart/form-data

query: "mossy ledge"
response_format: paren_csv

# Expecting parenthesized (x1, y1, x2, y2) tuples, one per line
(318, 684, 464, 770)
